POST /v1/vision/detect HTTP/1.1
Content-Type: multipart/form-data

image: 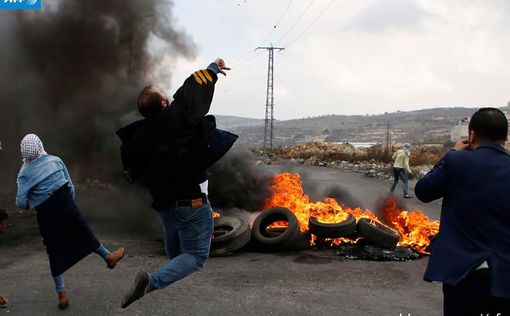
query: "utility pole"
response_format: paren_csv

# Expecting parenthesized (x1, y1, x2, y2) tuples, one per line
(385, 120, 391, 154)
(256, 45, 284, 154)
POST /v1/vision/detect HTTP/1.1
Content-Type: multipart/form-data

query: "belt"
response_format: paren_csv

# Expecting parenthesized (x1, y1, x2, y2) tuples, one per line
(175, 195, 207, 208)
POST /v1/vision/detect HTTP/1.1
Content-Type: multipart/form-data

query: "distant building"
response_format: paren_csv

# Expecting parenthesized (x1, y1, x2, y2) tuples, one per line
(450, 101, 510, 142)
(450, 117, 469, 142)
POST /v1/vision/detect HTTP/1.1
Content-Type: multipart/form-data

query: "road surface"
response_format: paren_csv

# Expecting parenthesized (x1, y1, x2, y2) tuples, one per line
(0, 163, 443, 315)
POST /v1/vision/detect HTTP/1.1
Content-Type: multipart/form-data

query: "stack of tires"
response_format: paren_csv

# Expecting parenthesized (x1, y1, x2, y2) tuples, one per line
(210, 208, 402, 256)
(309, 214, 401, 249)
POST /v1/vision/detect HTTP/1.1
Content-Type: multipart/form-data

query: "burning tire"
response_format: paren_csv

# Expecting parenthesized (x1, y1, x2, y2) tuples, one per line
(357, 218, 400, 249)
(251, 207, 300, 251)
(308, 214, 356, 238)
(264, 227, 311, 250)
(210, 216, 251, 257)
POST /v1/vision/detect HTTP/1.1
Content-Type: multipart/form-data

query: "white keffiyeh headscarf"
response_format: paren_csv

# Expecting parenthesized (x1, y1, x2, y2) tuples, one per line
(403, 143, 411, 157)
(20, 134, 47, 166)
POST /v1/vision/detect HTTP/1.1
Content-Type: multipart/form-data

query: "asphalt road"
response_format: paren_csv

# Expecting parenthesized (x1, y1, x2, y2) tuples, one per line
(0, 164, 443, 315)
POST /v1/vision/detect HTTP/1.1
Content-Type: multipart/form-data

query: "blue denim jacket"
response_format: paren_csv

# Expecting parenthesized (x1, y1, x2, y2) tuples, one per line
(16, 155, 75, 209)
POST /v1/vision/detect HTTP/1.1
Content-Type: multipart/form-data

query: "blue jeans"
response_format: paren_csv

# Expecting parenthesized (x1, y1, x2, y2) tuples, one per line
(390, 167, 409, 196)
(148, 201, 213, 291)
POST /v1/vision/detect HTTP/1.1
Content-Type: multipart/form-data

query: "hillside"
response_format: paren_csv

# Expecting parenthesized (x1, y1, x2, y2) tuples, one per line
(217, 107, 482, 147)
(214, 115, 264, 129)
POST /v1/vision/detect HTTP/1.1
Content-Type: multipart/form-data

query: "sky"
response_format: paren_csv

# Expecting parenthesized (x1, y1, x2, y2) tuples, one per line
(163, 0, 510, 120)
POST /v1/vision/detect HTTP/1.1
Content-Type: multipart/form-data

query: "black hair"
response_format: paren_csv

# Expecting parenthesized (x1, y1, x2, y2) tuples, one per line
(137, 85, 164, 118)
(469, 107, 508, 142)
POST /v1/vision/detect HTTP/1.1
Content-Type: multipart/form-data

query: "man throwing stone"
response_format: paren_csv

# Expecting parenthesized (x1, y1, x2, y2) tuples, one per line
(120, 58, 230, 308)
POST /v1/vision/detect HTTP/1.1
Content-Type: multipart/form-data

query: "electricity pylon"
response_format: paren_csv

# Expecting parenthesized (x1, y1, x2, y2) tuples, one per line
(256, 45, 284, 154)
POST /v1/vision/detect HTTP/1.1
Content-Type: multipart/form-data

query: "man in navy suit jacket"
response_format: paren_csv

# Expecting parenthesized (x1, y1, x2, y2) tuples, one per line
(416, 108, 510, 315)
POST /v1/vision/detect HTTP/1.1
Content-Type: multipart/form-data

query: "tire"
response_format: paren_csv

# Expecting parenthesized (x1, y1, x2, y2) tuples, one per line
(251, 207, 300, 251)
(357, 217, 400, 249)
(309, 214, 356, 238)
(210, 216, 251, 256)
(264, 227, 287, 237)
(264, 227, 311, 250)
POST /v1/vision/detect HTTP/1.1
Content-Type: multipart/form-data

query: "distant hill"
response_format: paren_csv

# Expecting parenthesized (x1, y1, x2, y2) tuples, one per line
(218, 107, 487, 148)
(214, 115, 264, 129)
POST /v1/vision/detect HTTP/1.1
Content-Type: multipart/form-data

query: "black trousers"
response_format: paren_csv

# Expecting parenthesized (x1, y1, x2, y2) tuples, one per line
(443, 269, 510, 316)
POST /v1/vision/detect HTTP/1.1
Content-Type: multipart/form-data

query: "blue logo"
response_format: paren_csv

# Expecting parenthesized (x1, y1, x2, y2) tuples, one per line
(0, 0, 41, 10)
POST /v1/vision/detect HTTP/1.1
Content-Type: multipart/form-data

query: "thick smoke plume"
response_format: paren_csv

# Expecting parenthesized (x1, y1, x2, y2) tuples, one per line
(208, 149, 274, 212)
(0, 0, 195, 194)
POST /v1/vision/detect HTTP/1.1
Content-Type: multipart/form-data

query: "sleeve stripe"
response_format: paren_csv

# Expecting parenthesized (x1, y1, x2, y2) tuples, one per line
(201, 69, 213, 83)
(192, 72, 203, 85)
(196, 70, 208, 83)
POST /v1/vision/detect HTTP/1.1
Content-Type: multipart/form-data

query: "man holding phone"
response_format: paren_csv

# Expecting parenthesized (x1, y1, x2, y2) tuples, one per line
(415, 108, 510, 315)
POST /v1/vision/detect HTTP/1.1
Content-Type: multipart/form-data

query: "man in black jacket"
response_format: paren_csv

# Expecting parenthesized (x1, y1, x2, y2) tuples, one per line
(120, 58, 230, 308)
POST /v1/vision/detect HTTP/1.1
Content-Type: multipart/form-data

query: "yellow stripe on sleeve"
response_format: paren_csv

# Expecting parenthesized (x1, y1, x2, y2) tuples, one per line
(201, 69, 213, 83)
(196, 70, 208, 83)
(192, 72, 203, 85)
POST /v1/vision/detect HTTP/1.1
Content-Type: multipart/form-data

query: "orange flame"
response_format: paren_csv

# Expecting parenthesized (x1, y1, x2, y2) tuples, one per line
(264, 173, 439, 254)
(213, 211, 221, 218)
(380, 198, 440, 254)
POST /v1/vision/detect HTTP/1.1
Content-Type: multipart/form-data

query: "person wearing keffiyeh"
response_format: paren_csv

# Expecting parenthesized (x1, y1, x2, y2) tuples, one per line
(15, 134, 126, 310)
(389, 143, 414, 198)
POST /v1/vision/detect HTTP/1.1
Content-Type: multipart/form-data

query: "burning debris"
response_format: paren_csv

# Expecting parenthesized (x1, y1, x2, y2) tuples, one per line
(265, 173, 439, 254)
(211, 172, 439, 259)
(335, 244, 422, 261)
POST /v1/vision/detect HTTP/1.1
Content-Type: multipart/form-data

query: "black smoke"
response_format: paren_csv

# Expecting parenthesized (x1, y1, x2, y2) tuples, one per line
(0, 1, 195, 195)
(208, 149, 274, 212)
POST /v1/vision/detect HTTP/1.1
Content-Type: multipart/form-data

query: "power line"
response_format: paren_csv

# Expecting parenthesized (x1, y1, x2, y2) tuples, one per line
(230, 49, 259, 69)
(234, 53, 267, 72)
(284, 0, 335, 48)
(277, 0, 317, 44)
(258, 0, 294, 46)
(231, 0, 293, 68)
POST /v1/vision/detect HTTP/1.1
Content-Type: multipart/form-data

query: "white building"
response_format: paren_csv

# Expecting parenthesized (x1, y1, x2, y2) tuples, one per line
(449, 101, 510, 142)
(450, 118, 469, 142)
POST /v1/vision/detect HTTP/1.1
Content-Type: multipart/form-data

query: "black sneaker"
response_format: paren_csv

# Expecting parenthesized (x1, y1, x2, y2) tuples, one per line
(404, 195, 413, 199)
(121, 271, 149, 309)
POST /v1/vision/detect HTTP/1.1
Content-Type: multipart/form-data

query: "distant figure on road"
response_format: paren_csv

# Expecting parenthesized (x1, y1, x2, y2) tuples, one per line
(15, 134, 125, 310)
(389, 143, 413, 198)
(415, 108, 510, 315)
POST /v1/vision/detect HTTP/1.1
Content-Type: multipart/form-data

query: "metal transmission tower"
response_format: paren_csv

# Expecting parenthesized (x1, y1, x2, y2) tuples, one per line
(256, 46, 284, 153)
(385, 121, 392, 153)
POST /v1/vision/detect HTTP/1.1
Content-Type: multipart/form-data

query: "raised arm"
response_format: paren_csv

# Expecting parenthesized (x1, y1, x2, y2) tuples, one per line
(172, 58, 229, 120)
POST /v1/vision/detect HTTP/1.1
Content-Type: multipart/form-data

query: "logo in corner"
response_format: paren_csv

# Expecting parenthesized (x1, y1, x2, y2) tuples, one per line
(0, 0, 42, 10)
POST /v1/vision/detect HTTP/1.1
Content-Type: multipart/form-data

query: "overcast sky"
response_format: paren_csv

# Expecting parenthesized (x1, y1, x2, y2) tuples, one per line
(164, 0, 510, 120)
